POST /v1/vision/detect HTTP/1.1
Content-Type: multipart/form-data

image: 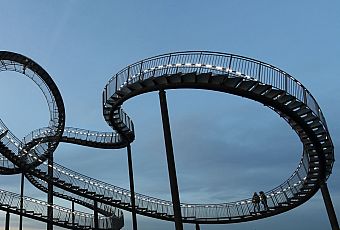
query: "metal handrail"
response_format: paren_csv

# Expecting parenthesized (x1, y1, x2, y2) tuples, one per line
(0, 51, 334, 223)
(104, 51, 328, 131)
(26, 142, 310, 220)
(0, 188, 115, 229)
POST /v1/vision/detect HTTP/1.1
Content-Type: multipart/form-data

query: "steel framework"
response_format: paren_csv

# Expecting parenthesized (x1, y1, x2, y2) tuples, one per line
(0, 51, 338, 230)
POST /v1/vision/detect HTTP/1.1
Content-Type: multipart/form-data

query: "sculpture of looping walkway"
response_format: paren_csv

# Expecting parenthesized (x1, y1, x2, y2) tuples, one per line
(0, 51, 335, 228)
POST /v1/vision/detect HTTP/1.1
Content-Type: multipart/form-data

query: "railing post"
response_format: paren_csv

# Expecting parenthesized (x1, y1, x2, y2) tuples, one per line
(47, 153, 54, 230)
(225, 55, 233, 79)
(198, 52, 203, 63)
(159, 89, 183, 230)
(320, 182, 339, 230)
(127, 144, 138, 230)
(280, 186, 289, 201)
(139, 61, 144, 80)
(19, 173, 24, 230)
(5, 210, 10, 230)
(127, 65, 130, 84)
(166, 55, 172, 75)
(115, 74, 118, 92)
(257, 63, 262, 82)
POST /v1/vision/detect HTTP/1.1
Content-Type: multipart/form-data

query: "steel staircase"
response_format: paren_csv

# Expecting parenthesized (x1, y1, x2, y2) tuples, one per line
(0, 51, 335, 226)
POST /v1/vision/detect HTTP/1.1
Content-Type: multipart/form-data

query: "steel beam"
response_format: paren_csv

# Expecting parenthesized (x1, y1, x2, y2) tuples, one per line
(72, 201, 75, 227)
(127, 144, 138, 230)
(196, 223, 201, 230)
(19, 173, 24, 230)
(47, 154, 54, 230)
(5, 211, 10, 230)
(94, 200, 99, 229)
(320, 182, 339, 230)
(159, 89, 183, 230)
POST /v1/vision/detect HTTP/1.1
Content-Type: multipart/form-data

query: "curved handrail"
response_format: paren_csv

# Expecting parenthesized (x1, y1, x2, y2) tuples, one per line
(0, 188, 116, 229)
(0, 51, 335, 225)
(0, 52, 65, 170)
(25, 173, 124, 229)
(104, 51, 328, 132)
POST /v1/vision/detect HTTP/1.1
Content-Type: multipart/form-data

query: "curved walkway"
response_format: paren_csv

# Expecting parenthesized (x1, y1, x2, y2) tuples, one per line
(0, 51, 335, 225)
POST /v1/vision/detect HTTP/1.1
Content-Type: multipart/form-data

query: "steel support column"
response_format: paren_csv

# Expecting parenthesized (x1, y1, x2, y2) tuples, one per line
(72, 201, 75, 227)
(19, 173, 24, 230)
(47, 154, 54, 230)
(127, 144, 138, 230)
(94, 200, 99, 230)
(320, 182, 339, 230)
(5, 210, 10, 230)
(195, 223, 200, 230)
(159, 89, 183, 230)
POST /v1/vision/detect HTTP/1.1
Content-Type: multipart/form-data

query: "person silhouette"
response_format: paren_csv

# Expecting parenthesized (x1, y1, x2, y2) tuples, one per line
(259, 191, 268, 211)
(252, 192, 260, 212)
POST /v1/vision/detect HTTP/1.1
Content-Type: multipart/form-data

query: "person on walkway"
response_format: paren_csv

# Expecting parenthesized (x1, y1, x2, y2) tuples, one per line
(259, 191, 269, 211)
(252, 192, 260, 212)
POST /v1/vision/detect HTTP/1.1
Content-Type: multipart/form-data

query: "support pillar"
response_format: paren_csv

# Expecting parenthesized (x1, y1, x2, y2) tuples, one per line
(19, 173, 25, 230)
(72, 201, 75, 227)
(5, 210, 10, 230)
(94, 200, 99, 230)
(159, 89, 183, 230)
(47, 154, 54, 230)
(195, 223, 200, 230)
(320, 182, 339, 230)
(127, 144, 138, 230)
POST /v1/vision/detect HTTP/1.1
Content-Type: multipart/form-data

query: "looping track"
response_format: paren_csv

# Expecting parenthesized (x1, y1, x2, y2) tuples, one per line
(0, 51, 335, 227)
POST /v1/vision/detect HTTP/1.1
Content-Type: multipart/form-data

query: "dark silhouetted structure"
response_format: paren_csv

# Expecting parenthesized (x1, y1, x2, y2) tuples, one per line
(0, 51, 338, 230)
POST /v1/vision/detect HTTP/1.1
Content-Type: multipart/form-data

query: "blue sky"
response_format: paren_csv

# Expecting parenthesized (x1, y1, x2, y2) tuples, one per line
(0, 1, 339, 229)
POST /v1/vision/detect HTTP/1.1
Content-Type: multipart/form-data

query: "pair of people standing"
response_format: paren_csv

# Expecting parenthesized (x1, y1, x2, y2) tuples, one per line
(252, 191, 268, 212)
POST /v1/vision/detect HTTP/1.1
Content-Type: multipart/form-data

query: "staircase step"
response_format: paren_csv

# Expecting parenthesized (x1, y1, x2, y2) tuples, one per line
(313, 128, 326, 136)
(141, 77, 156, 87)
(278, 202, 291, 207)
(167, 73, 183, 84)
(301, 113, 317, 123)
(252, 84, 271, 95)
(209, 75, 225, 85)
(309, 121, 322, 129)
(182, 72, 196, 83)
(120, 86, 132, 95)
(87, 191, 96, 196)
(286, 100, 303, 110)
(222, 77, 243, 88)
(289, 198, 300, 202)
(196, 72, 212, 83)
(277, 94, 295, 104)
(236, 80, 258, 91)
(52, 177, 60, 182)
(296, 107, 311, 116)
(115, 90, 127, 97)
(63, 182, 72, 188)
(57, 220, 68, 225)
(127, 81, 143, 91)
(264, 89, 284, 99)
